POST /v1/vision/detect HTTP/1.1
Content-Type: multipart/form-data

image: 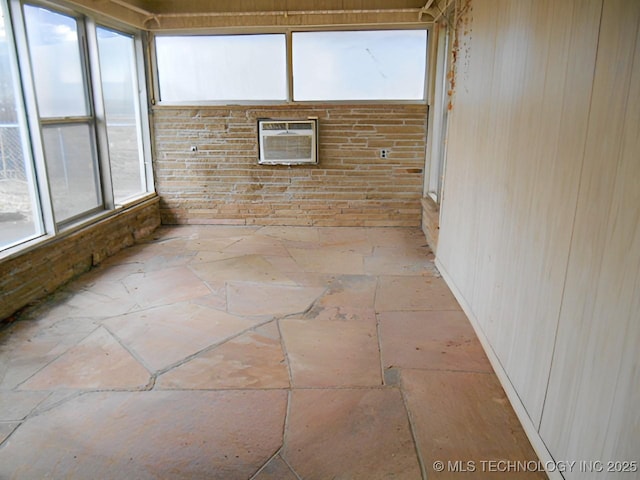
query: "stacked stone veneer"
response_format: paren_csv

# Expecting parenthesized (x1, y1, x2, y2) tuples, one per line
(153, 104, 427, 226)
(0, 197, 160, 321)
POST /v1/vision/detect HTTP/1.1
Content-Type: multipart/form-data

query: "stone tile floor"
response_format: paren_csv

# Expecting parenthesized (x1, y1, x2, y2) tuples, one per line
(0, 226, 546, 479)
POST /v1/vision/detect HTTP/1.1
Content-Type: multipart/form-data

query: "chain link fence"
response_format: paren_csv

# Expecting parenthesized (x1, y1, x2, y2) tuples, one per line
(0, 124, 27, 181)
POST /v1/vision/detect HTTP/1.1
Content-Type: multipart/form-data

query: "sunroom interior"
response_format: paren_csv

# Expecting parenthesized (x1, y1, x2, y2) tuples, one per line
(0, 0, 638, 479)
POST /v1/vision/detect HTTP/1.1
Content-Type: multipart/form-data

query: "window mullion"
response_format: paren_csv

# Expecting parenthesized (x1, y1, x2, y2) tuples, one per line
(9, 0, 57, 232)
(40, 116, 93, 125)
(286, 30, 293, 103)
(134, 33, 154, 194)
(85, 16, 114, 210)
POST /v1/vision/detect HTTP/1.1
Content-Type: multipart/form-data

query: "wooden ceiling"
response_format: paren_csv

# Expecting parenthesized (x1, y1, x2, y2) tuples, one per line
(67, 0, 443, 30)
(129, 1, 429, 15)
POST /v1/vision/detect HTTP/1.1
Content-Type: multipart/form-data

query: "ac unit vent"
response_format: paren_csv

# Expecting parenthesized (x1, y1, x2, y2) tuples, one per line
(258, 118, 318, 165)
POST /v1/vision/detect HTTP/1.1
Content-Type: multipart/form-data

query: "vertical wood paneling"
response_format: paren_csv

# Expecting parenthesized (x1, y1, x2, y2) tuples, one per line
(540, 1, 640, 475)
(492, 0, 603, 426)
(438, 0, 640, 473)
(437, 0, 499, 300)
(437, 0, 601, 426)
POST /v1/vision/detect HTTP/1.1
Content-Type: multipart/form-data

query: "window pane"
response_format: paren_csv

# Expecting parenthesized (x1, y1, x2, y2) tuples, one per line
(97, 27, 145, 203)
(156, 34, 286, 102)
(23, 5, 88, 117)
(42, 124, 101, 222)
(0, 3, 42, 250)
(293, 30, 427, 101)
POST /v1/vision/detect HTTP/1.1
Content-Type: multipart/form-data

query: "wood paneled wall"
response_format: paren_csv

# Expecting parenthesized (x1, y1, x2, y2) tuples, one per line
(437, 0, 639, 476)
(539, 0, 640, 470)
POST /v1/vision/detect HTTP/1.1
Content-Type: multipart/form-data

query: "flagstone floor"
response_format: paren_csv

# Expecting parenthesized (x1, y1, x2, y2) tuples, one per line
(0, 225, 546, 479)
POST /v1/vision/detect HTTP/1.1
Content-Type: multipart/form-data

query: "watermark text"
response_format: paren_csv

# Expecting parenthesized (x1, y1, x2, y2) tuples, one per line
(431, 459, 638, 474)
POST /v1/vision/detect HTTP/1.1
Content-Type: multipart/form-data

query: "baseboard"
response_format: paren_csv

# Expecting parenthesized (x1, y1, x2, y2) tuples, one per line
(435, 258, 563, 480)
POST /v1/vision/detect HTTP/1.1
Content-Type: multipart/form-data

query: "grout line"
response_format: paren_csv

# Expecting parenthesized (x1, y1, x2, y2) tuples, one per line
(0, 421, 22, 449)
(152, 386, 290, 392)
(276, 318, 295, 389)
(271, 384, 397, 391)
(23, 390, 86, 418)
(248, 448, 282, 480)
(376, 308, 466, 314)
(282, 390, 294, 463)
(143, 375, 157, 391)
(101, 323, 156, 380)
(398, 374, 428, 480)
(152, 316, 278, 377)
(23, 389, 76, 420)
(375, 308, 386, 386)
(278, 285, 330, 321)
(197, 279, 225, 301)
(26, 391, 58, 418)
(372, 274, 380, 315)
(400, 366, 496, 375)
(372, 275, 386, 385)
(113, 383, 401, 391)
(281, 454, 303, 480)
(11, 325, 101, 391)
(223, 280, 229, 314)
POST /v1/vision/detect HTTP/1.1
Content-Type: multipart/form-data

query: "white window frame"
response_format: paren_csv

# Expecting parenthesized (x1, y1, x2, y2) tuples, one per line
(1, 0, 154, 257)
(0, 0, 45, 247)
(424, 23, 451, 205)
(154, 33, 288, 104)
(91, 22, 154, 206)
(22, 3, 106, 225)
(291, 29, 428, 102)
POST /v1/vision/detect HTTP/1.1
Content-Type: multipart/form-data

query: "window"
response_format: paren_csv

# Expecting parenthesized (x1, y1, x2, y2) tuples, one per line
(96, 27, 146, 203)
(24, 5, 101, 223)
(292, 30, 427, 101)
(153, 29, 428, 104)
(40, 124, 100, 221)
(155, 34, 287, 102)
(23, 6, 89, 117)
(0, 1, 42, 250)
(426, 25, 451, 203)
(0, 0, 153, 254)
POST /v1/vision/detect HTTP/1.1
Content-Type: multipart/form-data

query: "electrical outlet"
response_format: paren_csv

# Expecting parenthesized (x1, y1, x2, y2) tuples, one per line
(190, 145, 198, 152)
(380, 149, 389, 159)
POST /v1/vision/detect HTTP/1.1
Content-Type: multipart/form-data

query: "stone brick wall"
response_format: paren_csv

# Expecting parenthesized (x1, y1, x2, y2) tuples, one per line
(153, 104, 427, 226)
(421, 196, 439, 253)
(0, 197, 160, 321)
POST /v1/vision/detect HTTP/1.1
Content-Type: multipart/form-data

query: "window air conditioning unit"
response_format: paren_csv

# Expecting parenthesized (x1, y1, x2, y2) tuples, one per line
(258, 118, 318, 165)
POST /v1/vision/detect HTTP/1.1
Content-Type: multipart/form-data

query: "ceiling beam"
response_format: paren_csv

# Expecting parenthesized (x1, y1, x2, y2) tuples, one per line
(140, 0, 428, 15)
(63, 0, 436, 30)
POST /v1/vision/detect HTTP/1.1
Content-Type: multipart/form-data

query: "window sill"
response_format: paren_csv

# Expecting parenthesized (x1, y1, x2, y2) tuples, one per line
(0, 193, 158, 263)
